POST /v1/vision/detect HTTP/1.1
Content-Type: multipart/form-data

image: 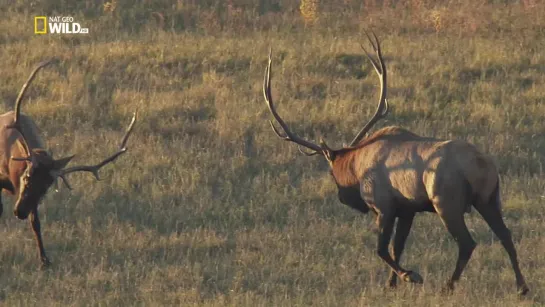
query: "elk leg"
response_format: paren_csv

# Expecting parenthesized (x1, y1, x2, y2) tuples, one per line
(387, 214, 415, 288)
(437, 212, 476, 292)
(376, 213, 423, 284)
(29, 209, 51, 267)
(475, 204, 528, 295)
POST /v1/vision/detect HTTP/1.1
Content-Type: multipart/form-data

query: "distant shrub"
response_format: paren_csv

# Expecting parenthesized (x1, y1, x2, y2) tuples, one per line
(300, 0, 319, 24)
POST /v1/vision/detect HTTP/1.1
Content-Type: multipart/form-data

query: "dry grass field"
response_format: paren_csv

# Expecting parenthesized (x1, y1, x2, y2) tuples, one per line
(0, 0, 545, 306)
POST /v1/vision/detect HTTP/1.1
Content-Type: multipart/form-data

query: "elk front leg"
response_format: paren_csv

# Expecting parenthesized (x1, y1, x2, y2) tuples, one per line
(387, 214, 415, 288)
(376, 212, 423, 284)
(29, 209, 51, 267)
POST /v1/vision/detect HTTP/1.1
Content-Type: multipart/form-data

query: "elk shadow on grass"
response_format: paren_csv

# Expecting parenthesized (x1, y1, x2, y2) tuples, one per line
(457, 61, 545, 86)
(159, 55, 251, 81)
(139, 103, 216, 141)
(0, 80, 52, 112)
(40, 185, 244, 299)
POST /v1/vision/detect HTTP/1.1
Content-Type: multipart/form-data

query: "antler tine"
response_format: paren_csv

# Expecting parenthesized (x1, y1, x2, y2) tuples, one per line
(360, 43, 380, 76)
(53, 111, 138, 183)
(349, 31, 389, 147)
(57, 174, 73, 190)
(13, 60, 55, 128)
(298, 146, 320, 156)
(370, 31, 386, 77)
(8, 60, 55, 158)
(360, 30, 381, 75)
(381, 99, 389, 116)
(119, 110, 138, 149)
(268, 120, 288, 139)
(365, 30, 381, 53)
(263, 49, 324, 154)
(265, 50, 293, 141)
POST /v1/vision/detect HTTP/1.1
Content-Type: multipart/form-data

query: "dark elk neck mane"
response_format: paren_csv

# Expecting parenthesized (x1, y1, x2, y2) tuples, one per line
(331, 151, 358, 187)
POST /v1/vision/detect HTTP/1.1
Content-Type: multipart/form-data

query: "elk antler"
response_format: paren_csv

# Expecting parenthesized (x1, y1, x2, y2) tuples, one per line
(349, 31, 389, 147)
(8, 60, 55, 160)
(263, 49, 325, 155)
(52, 111, 138, 190)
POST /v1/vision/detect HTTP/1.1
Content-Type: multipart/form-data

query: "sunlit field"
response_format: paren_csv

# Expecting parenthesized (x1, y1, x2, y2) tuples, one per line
(0, 1, 544, 305)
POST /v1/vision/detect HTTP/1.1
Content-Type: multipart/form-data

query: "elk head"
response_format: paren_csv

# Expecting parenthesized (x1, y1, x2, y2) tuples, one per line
(8, 60, 137, 220)
(262, 32, 388, 213)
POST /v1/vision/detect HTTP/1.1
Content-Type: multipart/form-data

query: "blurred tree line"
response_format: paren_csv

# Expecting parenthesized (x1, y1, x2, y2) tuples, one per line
(1, 0, 540, 34)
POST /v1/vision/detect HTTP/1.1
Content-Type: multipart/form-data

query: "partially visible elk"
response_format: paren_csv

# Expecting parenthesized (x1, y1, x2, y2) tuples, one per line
(0, 60, 137, 267)
(262, 33, 528, 295)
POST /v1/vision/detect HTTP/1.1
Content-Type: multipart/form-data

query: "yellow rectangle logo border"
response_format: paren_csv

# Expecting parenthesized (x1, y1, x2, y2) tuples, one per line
(34, 16, 47, 34)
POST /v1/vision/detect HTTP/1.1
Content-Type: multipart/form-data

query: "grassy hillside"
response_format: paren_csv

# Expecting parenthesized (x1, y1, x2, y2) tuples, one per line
(0, 1, 544, 305)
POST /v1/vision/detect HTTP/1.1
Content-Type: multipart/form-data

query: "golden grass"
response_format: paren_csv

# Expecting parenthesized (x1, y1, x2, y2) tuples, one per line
(0, 1, 544, 305)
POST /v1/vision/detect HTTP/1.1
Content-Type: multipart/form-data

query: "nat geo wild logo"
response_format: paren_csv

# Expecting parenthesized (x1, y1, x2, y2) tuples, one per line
(34, 16, 89, 34)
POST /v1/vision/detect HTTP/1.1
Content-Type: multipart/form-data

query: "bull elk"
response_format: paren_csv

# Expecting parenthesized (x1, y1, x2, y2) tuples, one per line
(1, 60, 137, 267)
(262, 33, 529, 295)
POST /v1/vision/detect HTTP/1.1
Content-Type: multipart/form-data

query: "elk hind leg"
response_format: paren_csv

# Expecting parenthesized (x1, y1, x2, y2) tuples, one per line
(475, 194, 528, 295)
(387, 214, 415, 288)
(436, 206, 476, 292)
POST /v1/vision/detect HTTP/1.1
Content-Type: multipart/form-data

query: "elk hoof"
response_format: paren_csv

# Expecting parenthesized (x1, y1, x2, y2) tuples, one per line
(41, 258, 52, 269)
(441, 282, 455, 295)
(385, 278, 398, 289)
(518, 284, 529, 296)
(401, 271, 423, 284)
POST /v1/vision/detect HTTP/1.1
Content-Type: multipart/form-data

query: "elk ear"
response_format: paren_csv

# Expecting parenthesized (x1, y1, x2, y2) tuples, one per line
(52, 155, 75, 170)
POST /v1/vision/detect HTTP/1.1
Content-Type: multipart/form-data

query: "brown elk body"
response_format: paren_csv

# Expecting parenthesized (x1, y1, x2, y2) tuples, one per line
(262, 33, 528, 295)
(0, 60, 136, 267)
